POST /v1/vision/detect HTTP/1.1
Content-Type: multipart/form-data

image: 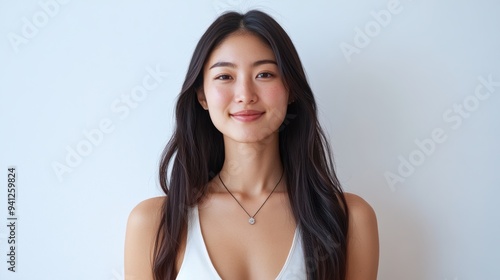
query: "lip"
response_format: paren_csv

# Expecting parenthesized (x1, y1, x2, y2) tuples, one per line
(230, 110, 264, 122)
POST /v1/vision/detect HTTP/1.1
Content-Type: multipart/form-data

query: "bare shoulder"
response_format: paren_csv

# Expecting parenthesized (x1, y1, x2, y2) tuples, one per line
(127, 196, 165, 227)
(344, 192, 377, 222)
(343, 192, 379, 280)
(125, 196, 166, 280)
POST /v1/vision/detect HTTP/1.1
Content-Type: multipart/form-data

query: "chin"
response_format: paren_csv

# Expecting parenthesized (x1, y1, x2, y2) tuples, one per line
(225, 130, 279, 144)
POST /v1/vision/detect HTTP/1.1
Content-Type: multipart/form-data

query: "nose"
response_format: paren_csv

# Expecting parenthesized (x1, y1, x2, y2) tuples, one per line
(234, 77, 257, 104)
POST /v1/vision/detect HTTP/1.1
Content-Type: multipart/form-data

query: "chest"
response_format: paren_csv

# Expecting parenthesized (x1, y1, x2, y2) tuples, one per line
(178, 194, 299, 279)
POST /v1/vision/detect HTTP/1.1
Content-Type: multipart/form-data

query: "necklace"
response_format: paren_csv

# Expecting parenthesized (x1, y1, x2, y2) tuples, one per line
(218, 170, 284, 225)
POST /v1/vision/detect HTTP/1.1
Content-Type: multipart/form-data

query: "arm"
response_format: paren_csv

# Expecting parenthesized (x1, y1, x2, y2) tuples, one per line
(124, 197, 165, 280)
(344, 193, 379, 280)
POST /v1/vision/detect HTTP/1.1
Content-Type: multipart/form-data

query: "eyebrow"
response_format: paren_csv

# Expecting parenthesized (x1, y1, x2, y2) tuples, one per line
(208, 59, 277, 69)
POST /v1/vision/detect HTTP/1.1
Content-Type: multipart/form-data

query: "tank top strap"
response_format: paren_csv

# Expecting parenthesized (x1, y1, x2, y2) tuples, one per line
(176, 205, 222, 279)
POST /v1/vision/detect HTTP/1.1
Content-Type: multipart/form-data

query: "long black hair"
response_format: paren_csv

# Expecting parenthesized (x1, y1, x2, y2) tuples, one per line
(154, 10, 348, 280)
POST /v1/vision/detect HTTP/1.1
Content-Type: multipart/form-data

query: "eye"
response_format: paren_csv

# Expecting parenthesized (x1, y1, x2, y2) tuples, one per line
(256, 72, 274, 79)
(215, 74, 232, 80)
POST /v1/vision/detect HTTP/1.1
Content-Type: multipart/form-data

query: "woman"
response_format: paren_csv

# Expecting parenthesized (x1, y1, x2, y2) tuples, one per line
(125, 10, 378, 280)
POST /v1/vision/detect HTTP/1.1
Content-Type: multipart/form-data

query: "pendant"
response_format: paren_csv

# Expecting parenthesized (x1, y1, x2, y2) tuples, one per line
(248, 217, 255, 225)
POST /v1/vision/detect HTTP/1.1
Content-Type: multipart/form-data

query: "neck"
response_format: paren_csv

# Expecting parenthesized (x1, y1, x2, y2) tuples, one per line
(217, 135, 284, 196)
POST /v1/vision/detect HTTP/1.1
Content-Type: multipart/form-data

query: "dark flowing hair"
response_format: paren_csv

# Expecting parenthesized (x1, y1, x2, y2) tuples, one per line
(154, 10, 348, 280)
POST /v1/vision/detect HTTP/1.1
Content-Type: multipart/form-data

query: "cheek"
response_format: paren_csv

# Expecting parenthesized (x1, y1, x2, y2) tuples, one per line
(262, 85, 289, 123)
(205, 86, 232, 108)
(263, 84, 288, 106)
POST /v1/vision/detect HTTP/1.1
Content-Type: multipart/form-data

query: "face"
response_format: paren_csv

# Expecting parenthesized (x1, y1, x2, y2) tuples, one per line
(197, 32, 289, 144)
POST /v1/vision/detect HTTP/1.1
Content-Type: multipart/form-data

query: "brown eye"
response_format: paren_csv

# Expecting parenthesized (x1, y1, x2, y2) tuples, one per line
(215, 74, 232, 80)
(257, 72, 273, 79)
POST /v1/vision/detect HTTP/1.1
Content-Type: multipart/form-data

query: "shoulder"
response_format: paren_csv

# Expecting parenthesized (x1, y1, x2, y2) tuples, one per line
(344, 192, 377, 223)
(343, 192, 379, 279)
(127, 196, 165, 227)
(125, 196, 166, 280)
(126, 196, 166, 244)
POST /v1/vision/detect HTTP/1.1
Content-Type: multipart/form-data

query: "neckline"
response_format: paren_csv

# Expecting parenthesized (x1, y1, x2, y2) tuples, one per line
(194, 204, 299, 280)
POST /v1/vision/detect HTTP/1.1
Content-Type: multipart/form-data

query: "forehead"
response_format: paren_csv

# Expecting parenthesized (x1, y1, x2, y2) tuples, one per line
(206, 32, 276, 65)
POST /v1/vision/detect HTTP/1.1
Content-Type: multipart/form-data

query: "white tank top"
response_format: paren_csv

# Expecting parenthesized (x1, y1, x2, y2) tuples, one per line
(176, 205, 307, 279)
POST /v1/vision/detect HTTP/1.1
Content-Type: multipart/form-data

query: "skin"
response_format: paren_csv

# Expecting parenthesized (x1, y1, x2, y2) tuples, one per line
(125, 33, 379, 280)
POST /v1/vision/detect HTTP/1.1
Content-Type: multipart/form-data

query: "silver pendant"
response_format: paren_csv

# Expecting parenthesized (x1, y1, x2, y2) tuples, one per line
(248, 217, 255, 225)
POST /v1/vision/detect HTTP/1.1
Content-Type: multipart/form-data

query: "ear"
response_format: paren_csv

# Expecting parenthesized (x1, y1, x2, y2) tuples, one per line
(196, 88, 208, 110)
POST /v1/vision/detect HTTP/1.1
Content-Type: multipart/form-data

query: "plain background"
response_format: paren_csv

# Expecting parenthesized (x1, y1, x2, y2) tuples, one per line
(1, 0, 499, 279)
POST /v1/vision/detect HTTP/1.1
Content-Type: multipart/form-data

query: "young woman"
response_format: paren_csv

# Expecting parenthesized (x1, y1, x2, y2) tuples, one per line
(125, 10, 378, 280)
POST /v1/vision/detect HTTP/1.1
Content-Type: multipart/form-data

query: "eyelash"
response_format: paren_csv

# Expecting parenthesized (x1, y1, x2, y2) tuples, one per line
(215, 74, 232, 80)
(214, 72, 274, 80)
(257, 72, 274, 78)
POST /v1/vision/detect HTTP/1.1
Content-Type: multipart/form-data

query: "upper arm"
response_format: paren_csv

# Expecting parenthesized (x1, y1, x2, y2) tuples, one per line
(344, 193, 379, 280)
(124, 196, 165, 280)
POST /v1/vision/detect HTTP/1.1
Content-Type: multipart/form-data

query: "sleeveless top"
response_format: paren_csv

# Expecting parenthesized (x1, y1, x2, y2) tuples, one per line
(176, 205, 307, 279)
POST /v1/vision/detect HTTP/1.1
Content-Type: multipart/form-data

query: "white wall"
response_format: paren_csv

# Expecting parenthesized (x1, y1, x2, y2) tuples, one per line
(1, 0, 498, 279)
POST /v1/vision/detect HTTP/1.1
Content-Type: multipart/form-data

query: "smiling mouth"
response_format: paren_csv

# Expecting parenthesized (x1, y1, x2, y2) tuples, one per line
(230, 111, 264, 122)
